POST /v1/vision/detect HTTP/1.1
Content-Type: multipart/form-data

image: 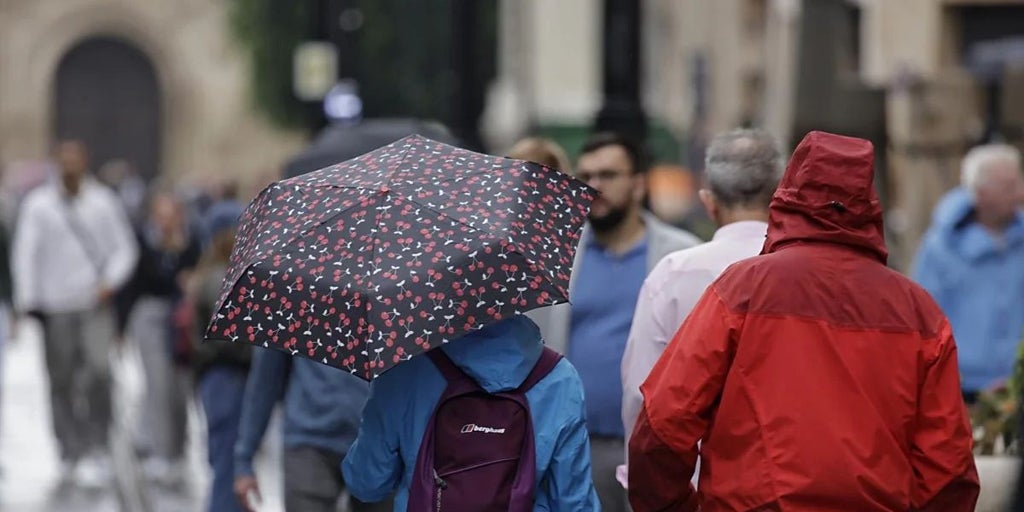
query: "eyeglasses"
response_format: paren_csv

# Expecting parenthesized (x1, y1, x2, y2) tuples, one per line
(575, 169, 632, 184)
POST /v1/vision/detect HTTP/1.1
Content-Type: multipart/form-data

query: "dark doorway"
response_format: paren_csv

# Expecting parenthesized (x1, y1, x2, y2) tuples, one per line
(54, 37, 162, 179)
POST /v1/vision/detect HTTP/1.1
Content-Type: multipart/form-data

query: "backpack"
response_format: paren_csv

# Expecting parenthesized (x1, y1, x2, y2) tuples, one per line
(408, 347, 562, 512)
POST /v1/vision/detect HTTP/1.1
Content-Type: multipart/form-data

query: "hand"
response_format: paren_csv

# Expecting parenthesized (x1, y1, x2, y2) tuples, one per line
(177, 270, 197, 300)
(97, 285, 115, 305)
(234, 475, 262, 512)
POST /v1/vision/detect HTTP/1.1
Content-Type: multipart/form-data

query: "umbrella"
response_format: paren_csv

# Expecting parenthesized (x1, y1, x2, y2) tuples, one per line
(283, 118, 459, 179)
(205, 135, 594, 380)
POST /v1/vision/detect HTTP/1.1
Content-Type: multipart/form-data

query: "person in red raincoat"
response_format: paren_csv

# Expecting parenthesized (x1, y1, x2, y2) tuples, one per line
(628, 131, 979, 512)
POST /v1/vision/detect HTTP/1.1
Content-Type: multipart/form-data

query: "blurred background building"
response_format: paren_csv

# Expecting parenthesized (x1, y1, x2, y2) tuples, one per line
(3, 0, 1021, 268)
(0, 0, 307, 190)
(489, 0, 1024, 269)
(2, 1, 1024, 510)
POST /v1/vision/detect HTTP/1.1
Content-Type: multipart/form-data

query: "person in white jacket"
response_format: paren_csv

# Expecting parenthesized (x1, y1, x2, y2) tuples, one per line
(12, 140, 138, 487)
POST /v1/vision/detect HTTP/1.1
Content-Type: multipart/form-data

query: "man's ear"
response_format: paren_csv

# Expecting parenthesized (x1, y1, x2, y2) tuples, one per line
(633, 172, 648, 204)
(699, 188, 718, 223)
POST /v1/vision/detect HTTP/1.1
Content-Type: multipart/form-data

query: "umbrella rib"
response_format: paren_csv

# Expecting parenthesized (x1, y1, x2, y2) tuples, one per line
(253, 187, 377, 262)
(406, 196, 571, 299)
(406, 198, 497, 238)
(298, 183, 382, 192)
(400, 159, 510, 190)
(502, 241, 571, 300)
(358, 145, 414, 377)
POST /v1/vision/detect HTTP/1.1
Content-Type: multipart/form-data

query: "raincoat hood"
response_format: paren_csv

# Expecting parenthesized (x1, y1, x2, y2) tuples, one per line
(930, 186, 974, 230)
(923, 183, 1024, 265)
(439, 315, 543, 393)
(762, 131, 887, 263)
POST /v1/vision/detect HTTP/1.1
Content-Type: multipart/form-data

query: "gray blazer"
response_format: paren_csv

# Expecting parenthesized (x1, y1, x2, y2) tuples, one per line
(528, 213, 702, 354)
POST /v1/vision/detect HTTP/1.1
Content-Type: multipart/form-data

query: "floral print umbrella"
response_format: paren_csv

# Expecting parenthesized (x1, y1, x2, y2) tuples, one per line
(204, 135, 594, 380)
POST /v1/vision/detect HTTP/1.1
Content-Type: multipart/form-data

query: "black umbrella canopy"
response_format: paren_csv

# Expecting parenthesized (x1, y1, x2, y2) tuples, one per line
(206, 135, 594, 380)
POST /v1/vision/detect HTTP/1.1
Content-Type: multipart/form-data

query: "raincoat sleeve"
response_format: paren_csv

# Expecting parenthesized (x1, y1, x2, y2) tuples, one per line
(544, 371, 601, 511)
(628, 287, 738, 512)
(910, 321, 980, 511)
(233, 348, 290, 477)
(342, 377, 402, 502)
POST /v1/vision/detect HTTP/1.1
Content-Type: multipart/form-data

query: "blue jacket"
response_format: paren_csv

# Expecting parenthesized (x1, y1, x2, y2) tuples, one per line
(234, 349, 370, 476)
(913, 187, 1024, 392)
(342, 316, 600, 511)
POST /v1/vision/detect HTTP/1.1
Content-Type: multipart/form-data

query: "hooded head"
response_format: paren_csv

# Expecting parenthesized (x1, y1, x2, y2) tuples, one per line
(439, 315, 544, 393)
(762, 131, 887, 262)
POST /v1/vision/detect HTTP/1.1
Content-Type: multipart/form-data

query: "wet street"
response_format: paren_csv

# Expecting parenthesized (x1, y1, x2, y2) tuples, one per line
(0, 322, 286, 512)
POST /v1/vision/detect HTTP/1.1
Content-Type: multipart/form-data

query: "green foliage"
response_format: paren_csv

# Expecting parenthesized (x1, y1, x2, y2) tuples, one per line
(356, 0, 497, 126)
(969, 337, 1024, 455)
(227, 0, 498, 139)
(229, 0, 316, 130)
(356, 0, 452, 121)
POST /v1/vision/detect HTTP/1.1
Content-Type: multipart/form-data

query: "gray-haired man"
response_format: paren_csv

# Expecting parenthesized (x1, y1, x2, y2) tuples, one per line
(618, 128, 783, 486)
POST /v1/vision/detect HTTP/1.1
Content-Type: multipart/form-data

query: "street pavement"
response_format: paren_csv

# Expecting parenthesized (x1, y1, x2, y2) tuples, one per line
(0, 321, 286, 512)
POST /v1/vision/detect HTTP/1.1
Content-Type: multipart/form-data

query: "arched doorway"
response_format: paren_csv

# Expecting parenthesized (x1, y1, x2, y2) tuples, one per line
(54, 37, 161, 179)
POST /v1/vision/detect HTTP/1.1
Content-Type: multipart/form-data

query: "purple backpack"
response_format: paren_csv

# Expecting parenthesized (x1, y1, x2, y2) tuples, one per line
(408, 347, 562, 512)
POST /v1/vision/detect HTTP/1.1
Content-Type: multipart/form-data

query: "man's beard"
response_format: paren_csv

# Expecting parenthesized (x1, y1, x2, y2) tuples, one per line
(588, 204, 630, 233)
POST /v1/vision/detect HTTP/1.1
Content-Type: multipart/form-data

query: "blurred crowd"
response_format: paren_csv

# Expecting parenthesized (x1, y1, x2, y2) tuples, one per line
(0, 122, 1022, 511)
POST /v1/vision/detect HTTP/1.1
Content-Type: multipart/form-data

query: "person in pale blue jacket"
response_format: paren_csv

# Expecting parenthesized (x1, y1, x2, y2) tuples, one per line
(912, 143, 1024, 400)
(342, 315, 601, 511)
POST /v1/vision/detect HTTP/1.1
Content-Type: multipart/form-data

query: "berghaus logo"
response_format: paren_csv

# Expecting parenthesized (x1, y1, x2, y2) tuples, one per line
(460, 423, 506, 434)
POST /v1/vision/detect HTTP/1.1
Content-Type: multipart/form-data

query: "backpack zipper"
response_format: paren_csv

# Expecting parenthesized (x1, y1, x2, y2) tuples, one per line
(433, 468, 447, 512)
(435, 456, 520, 479)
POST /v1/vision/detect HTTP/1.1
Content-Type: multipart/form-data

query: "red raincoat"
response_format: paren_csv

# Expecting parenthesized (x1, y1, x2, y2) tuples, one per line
(628, 131, 979, 511)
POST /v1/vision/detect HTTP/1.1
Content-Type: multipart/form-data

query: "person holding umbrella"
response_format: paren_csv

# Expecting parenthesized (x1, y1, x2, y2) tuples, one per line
(188, 199, 253, 512)
(342, 313, 599, 511)
(232, 331, 387, 512)
(205, 135, 601, 510)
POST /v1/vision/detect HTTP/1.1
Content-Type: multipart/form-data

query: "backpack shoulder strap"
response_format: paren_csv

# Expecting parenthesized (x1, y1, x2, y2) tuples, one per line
(516, 347, 562, 393)
(427, 347, 475, 387)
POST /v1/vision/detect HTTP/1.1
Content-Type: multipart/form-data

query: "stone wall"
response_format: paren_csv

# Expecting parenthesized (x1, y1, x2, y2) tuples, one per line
(0, 0, 305, 191)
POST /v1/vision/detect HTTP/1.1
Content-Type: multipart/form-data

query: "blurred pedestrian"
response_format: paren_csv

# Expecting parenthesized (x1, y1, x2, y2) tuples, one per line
(11, 140, 139, 487)
(190, 199, 252, 512)
(506, 136, 572, 173)
(343, 316, 600, 511)
(233, 337, 390, 511)
(528, 132, 701, 512)
(619, 128, 781, 488)
(128, 189, 202, 486)
(97, 159, 147, 227)
(913, 143, 1024, 403)
(629, 131, 979, 512)
(99, 160, 149, 337)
